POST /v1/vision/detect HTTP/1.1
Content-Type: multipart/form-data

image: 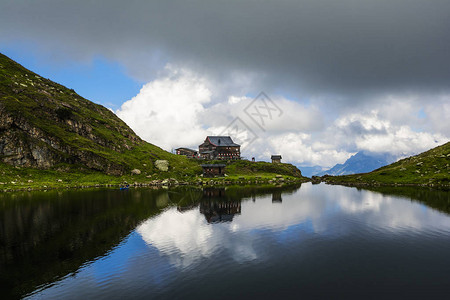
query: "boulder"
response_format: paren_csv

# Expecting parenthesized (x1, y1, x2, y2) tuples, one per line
(131, 169, 141, 175)
(155, 160, 169, 171)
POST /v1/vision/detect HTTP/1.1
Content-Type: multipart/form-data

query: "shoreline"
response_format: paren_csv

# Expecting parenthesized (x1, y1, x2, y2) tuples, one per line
(321, 180, 450, 189)
(0, 177, 310, 193)
(3, 178, 450, 193)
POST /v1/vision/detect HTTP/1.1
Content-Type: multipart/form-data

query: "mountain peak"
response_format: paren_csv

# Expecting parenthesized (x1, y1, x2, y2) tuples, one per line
(315, 151, 394, 176)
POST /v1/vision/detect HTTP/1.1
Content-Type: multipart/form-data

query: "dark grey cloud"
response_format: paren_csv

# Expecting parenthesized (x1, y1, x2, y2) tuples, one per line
(344, 120, 388, 136)
(1, 0, 450, 101)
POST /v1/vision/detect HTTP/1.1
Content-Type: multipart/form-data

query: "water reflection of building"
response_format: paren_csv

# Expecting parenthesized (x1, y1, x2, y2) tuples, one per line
(203, 187, 226, 198)
(177, 203, 198, 212)
(272, 191, 282, 203)
(200, 188, 241, 223)
(173, 188, 203, 212)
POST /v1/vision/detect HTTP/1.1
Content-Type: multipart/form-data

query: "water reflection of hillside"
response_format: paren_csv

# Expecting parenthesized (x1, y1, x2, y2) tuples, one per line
(175, 185, 303, 223)
(0, 189, 168, 299)
(355, 186, 450, 215)
(175, 184, 302, 211)
(138, 184, 450, 272)
(5, 184, 447, 299)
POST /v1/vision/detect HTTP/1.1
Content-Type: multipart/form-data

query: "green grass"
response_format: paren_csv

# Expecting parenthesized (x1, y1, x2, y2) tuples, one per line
(1, 52, 202, 179)
(0, 158, 307, 191)
(0, 53, 307, 191)
(324, 142, 450, 187)
(224, 160, 303, 177)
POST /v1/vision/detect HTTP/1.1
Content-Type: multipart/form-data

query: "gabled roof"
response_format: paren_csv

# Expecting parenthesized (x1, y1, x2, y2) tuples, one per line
(206, 136, 240, 147)
(175, 147, 197, 152)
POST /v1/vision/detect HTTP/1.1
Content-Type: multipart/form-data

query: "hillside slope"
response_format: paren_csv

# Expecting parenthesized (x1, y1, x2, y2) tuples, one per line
(0, 53, 305, 191)
(225, 160, 303, 178)
(0, 53, 197, 176)
(324, 142, 450, 186)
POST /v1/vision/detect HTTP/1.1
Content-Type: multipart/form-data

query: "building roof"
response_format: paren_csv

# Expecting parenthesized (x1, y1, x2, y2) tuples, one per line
(175, 147, 197, 152)
(206, 136, 240, 147)
(201, 164, 226, 168)
(271, 155, 282, 159)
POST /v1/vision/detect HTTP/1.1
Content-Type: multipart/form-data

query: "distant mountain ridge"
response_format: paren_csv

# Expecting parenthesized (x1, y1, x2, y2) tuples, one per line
(298, 165, 324, 178)
(315, 151, 395, 176)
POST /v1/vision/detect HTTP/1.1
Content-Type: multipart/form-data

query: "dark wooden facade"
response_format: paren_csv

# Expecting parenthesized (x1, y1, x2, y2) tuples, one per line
(201, 164, 226, 177)
(199, 136, 240, 160)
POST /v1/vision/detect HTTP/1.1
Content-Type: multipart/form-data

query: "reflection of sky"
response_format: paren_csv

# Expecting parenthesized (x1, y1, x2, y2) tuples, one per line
(26, 184, 450, 299)
(138, 184, 450, 266)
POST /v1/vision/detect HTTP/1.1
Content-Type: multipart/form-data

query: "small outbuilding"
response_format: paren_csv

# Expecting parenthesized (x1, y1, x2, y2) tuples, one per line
(201, 164, 226, 177)
(271, 155, 282, 163)
(175, 147, 198, 158)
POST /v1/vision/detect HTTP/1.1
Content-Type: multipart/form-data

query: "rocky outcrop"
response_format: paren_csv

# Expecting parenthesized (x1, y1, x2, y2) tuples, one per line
(0, 103, 128, 174)
(0, 53, 145, 175)
(1, 105, 60, 168)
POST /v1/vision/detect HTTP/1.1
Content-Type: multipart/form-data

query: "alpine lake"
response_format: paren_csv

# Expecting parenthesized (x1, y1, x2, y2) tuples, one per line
(1, 183, 450, 299)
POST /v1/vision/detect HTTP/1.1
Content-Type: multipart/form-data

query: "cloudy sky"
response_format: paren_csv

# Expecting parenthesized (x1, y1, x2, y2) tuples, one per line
(1, 0, 449, 168)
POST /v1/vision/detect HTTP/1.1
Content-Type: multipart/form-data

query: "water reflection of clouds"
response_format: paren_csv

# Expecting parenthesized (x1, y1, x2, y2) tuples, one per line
(136, 186, 332, 267)
(26, 233, 179, 300)
(137, 209, 258, 267)
(27, 185, 450, 299)
(137, 184, 450, 269)
(337, 190, 386, 213)
(321, 185, 450, 232)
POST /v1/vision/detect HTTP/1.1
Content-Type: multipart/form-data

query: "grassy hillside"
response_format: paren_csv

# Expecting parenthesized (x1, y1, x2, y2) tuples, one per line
(0, 158, 306, 191)
(224, 160, 303, 178)
(0, 53, 306, 191)
(324, 142, 450, 187)
(0, 53, 199, 177)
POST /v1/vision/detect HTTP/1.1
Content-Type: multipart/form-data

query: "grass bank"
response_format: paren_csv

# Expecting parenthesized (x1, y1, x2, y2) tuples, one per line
(0, 159, 308, 192)
(321, 142, 450, 188)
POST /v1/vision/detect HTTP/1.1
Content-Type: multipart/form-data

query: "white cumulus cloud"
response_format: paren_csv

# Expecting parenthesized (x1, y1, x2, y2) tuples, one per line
(333, 111, 448, 156)
(115, 66, 448, 169)
(116, 67, 211, 150)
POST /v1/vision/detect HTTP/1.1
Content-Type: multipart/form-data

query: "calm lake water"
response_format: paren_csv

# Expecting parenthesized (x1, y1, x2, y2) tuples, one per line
(1, 183, 450, 299)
